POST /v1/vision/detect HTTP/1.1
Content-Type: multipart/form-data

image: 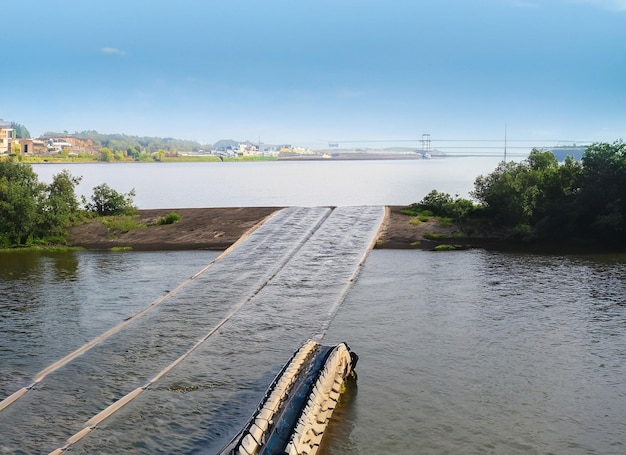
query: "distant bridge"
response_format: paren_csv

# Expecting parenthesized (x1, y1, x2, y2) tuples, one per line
(320, 137, 595, 157)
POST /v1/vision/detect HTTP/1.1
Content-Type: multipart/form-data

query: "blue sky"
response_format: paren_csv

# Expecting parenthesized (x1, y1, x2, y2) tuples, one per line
(3, 0, 625, 148)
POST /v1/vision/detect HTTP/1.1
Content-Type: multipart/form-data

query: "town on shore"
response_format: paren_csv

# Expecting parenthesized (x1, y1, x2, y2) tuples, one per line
(0, 120, 448, 162)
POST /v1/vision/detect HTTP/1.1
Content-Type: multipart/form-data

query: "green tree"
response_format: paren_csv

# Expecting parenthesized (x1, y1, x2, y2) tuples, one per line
(471, 149, 583, 240)
(0, 162, 44, 245)
(84, 183, 136, 216)
(154, 150, 165, 162)
(0, 163, 83, 246)
(415, 189, 454, 215)
(527, 149, 558, 171)
(127, 146, 140, 160)
(38, 170, 82, 238)
(137, 151, 151, 162)
(100, 147, 113, 162)
(578, 140, 626, 241)
(472, 160, 529, 226)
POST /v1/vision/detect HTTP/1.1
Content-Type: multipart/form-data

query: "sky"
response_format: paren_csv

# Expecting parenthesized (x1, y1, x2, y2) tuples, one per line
(3, 0, 626, 149)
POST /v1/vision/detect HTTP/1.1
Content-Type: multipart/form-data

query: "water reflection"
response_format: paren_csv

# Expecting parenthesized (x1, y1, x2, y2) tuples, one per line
(0, 251, 45, 281)
(51, 251, 79, 280)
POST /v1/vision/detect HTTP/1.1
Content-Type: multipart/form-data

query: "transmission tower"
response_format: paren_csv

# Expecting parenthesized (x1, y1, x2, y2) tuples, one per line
(421, 133, 431, 153)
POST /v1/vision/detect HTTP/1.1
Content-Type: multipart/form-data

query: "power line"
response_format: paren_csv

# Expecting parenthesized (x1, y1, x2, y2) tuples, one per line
(328, 138, 593, 143)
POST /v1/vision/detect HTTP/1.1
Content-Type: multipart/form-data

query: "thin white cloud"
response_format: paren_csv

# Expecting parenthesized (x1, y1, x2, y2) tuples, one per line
(100, 47, 127, 56)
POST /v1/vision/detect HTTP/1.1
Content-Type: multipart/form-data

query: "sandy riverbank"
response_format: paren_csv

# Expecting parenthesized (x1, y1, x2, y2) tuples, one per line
(67, 206, 463, 251)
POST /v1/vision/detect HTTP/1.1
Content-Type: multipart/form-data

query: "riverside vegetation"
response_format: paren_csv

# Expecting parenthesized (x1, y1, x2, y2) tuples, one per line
(404, 140, 626, 250)
(0, 161, 137, 248)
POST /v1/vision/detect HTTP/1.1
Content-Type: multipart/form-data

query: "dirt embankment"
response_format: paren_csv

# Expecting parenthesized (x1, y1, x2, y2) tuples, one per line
(67, 206, 462, 251)
(67, 207, 281, 251)
(374, 206, 462, 249)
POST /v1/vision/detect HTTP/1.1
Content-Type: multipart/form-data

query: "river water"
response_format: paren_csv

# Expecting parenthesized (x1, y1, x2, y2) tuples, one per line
(30, 157, 503, 208)
(1, 159, 625, 454)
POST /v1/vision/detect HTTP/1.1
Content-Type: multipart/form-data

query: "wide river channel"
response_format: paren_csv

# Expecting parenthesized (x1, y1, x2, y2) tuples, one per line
(1, 158, 625, 454)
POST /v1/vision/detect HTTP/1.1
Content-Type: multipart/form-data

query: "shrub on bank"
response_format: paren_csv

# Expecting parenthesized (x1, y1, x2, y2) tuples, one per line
(156, 212, 181, 225)
(84, 183, 137, 216)
(100, 216, 146, 239)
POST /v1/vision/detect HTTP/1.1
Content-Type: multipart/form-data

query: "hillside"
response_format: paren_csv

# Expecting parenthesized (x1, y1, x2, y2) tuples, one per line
(41, 130, 213, 155)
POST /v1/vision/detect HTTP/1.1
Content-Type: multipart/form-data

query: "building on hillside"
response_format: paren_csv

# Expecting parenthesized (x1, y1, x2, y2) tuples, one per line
(38, 136, 100, 156)
(47, 138, 73, 153)
(8, 138, 47, 155)
(0, 120, 14, 154)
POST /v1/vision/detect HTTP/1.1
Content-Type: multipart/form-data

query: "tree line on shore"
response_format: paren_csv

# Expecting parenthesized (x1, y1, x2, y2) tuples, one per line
(407, 140, 626, 248)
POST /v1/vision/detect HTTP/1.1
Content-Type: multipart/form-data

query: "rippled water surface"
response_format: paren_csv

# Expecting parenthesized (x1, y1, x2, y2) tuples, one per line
(2, 247, 624, 454)
(0, 250, 215, 397)
(2, 159, 626, 454)
(323, 250, 626, 455)
(0, 207, 387, 453)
